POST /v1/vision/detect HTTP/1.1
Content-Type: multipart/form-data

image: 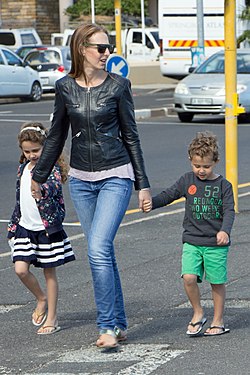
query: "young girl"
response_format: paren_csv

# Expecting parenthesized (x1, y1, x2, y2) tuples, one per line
(8, 122, 75, 335)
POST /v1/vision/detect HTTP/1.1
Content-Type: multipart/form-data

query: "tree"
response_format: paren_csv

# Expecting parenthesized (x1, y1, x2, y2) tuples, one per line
(237, 2, 250, 46)
(65, 0, 149, 20)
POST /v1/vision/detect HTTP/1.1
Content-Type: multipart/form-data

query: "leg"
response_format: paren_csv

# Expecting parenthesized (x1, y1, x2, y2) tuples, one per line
(183, 274, 205, 333)
(15, 261, 47, 324)
(204, 283, 226, 335)
(37, 267, 59, 334)
(69, 177, 132, 332)
(203, 246, 229, 335)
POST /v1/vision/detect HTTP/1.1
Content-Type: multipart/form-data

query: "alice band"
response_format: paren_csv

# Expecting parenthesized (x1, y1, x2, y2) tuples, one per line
(20, 126, 46, 136)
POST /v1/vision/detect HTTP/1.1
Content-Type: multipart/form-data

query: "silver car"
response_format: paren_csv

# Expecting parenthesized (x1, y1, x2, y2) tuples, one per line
(0, 45, 42, 101)
(24, 46, 71, 92)
(174, 49, 250, 122)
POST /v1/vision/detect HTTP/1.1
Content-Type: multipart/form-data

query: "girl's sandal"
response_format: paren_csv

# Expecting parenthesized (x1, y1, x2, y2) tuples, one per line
(32, 310, 47, 326)
(96, 329, 118, 348)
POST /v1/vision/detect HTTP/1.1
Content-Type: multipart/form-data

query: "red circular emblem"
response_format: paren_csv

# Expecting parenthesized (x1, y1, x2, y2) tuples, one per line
(188, 184, 197, 195)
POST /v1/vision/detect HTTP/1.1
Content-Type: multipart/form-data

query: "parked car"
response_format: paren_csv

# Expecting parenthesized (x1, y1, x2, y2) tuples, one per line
(174, 49, 250, 122)
(15, 44, 45, 59)
(0, 28, 42, 51)
(0, 45, 42, 101)
(23, 46, 71, 92)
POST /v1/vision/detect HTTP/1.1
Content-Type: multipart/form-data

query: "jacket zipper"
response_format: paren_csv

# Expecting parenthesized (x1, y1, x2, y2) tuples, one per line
(72, 131, 81, 140)
(87, 87, 93, 171)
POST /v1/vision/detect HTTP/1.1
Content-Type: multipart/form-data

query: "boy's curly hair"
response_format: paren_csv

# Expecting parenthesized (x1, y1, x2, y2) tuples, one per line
(18, 122, 69, 183)
(188, 131, 220, 162)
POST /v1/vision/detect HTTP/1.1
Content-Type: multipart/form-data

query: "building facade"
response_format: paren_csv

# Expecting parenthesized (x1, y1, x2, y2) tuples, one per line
(0, 0, 158, 44)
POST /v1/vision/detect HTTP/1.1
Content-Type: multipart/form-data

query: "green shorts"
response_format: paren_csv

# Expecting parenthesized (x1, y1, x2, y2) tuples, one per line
(182, 242, 229, 284)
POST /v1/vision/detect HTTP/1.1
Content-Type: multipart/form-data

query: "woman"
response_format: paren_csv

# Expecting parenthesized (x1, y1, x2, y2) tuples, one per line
(31, 23, 151, 348)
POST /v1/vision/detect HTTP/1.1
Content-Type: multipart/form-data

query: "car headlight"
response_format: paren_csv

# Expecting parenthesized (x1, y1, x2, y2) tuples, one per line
(175, 83, 189, 95)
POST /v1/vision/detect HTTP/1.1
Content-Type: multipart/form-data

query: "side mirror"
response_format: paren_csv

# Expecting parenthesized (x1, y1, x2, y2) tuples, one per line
(188, 66, 196, 73)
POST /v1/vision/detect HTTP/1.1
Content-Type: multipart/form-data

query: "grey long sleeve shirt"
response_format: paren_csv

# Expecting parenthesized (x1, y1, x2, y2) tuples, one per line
(152, 172, 235, 247)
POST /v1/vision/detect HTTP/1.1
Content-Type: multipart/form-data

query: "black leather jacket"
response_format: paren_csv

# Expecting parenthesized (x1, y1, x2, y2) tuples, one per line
(33, 73, 150, 190)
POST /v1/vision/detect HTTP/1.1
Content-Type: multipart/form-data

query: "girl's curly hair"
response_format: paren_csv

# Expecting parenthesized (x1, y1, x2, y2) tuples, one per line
(18, 122, 69, 183)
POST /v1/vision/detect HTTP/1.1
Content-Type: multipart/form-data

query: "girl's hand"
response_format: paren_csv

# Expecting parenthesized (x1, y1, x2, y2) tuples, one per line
(31, 180, 42, 200)
(138, 189, 152, 212)
(142, 200, 152, 213)
(8, 238, 15, 260)
(217, 231, 229, 245)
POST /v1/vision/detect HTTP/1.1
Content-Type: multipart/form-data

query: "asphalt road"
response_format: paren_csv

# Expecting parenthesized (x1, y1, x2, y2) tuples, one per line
(1, 97, 250, 375)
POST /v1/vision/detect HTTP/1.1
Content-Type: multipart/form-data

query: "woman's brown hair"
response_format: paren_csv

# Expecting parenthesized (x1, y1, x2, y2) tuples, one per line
(69, 23, 109, 82)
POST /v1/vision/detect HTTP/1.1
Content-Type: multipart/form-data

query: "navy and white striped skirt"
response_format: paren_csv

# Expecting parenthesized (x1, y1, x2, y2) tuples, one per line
(12, 225, 75, 268)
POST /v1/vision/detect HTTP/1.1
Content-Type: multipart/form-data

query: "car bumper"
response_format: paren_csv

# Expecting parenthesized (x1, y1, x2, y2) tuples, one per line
(174, 94, 225, 114)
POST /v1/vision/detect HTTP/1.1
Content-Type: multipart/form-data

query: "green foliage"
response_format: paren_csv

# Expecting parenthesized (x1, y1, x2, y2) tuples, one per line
(66, 0, 149, 20)
(238, 6, 250, 20)
(237, 5, 250, 45)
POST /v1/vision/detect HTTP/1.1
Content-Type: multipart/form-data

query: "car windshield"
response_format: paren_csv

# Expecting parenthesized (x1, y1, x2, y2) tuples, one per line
(26, 50, 61, 65)
(195, 52, 250, 74)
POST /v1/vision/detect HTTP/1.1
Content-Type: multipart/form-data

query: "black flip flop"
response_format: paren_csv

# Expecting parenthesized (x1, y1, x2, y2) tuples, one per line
(186, 317, 207, 336)
(204, 325, 230, 336)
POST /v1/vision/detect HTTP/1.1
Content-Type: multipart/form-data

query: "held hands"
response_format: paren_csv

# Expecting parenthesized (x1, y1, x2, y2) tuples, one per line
(138, 189, 152, 213)
(217, 231, 229, 246)
(31, 180, 42, 200)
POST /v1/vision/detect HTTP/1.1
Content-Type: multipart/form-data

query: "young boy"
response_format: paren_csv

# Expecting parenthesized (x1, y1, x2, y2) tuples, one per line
(143, 131, 235, 336)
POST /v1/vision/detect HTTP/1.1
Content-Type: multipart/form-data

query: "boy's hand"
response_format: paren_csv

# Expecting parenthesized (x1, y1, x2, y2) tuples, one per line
(217, 231, 229, 245)
(138, 189, 152, 211)
(142, 199, 152, 213)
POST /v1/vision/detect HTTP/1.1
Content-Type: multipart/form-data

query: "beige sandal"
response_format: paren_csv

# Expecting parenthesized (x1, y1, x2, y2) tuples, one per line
(96, 329, 118, 348)
(114, 326, 127, 342)
(32, 310, 47, 326)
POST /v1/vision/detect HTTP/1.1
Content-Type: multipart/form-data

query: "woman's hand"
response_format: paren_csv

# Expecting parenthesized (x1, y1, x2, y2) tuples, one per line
(138, 189, 152, 212)
(31, 179, 42, 200)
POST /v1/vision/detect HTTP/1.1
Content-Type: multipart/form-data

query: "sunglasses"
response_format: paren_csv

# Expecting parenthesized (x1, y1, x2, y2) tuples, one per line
(84, 43, 115, 54)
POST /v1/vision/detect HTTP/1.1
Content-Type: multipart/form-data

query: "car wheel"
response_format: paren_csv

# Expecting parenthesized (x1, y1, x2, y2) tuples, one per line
(29, 82, 42, 101)
(177, 112, 194, 122)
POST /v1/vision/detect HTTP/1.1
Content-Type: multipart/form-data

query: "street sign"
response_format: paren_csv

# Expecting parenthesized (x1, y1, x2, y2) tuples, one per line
(106, 55, 130, 78)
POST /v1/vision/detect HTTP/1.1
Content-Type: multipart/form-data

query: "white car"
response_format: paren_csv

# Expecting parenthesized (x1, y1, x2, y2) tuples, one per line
(174, 49, 250, 122)
(0, 45, 42, 101)
(24, 46, 71, 92)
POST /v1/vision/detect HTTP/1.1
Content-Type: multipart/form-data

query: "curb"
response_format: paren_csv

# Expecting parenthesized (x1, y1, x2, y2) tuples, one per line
(135, 106, 176, 120)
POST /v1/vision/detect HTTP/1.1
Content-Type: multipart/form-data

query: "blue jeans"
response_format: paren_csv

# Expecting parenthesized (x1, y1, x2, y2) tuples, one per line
(69, 176, 133, 331)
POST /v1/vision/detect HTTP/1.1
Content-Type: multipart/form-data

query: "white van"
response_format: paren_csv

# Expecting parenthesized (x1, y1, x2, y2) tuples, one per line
(109, 28, 160, 62)
(51, 27, 160, 63)
(0, 28, 42, 51)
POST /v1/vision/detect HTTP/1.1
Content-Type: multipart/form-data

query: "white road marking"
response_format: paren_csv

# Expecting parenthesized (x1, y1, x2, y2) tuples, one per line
(24, 344, 187, 375)
(0, 113, 49, 116)
(177, 299, 250, 309)
(0, 304, 24, 313)
(0, 119, 51, 123)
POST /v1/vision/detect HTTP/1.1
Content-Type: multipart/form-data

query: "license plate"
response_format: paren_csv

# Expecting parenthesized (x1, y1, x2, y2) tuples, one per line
(41, 77, 49, 85)
(191, 98, 212, 105)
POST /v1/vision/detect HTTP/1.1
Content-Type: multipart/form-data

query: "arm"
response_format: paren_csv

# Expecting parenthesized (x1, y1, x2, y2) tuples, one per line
(7, 166, 21, 239)
(118, 79, 150, 191)
(32, 81, 70, 184)
(217, 180, 235, 245)
(152, 176, 186, 209)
